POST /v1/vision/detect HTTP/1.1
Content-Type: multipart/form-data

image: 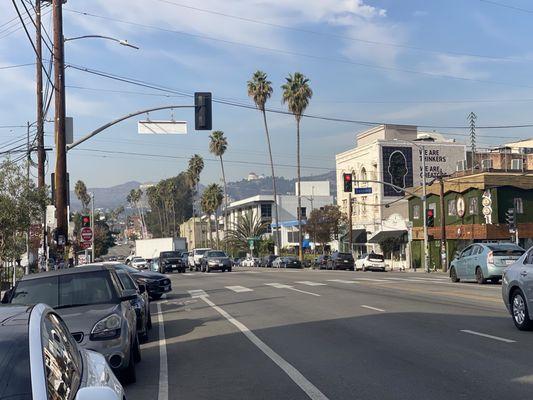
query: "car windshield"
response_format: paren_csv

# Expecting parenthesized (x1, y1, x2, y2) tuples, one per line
(368, 253, 385, 261)
(161, 251, 181, 258)
(11, 271, 116, 308)
(133, 257, 146, 262)
(207, 251, 226, 257)
(120, 265, 140, 274)
(487, 245, 524, 256)
(196, 249, 209, 255)
(0, 325, 31, 400)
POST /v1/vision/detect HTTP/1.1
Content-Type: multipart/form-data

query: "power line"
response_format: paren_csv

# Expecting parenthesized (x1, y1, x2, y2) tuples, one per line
(64, 8, 533, 90)
(0, 62, 35, 70)
(152, 0, 525, 63)
(479, 0, 533, 13)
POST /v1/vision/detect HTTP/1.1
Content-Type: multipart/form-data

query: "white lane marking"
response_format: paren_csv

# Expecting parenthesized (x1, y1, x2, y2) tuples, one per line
(201, 296, 329, 400)
(183, 273, 198, 276)
(361, 305, 386, 312)
(156, 302, 168, 400)
(353, 278, 388, 282)
(295, 281, 327, 286)
(188, 289, 209, 298)
(265, 283, 321, 297)
(460, 329, 516, 343)
(327, 279, 359, 284)
(226, 285, 254, 293)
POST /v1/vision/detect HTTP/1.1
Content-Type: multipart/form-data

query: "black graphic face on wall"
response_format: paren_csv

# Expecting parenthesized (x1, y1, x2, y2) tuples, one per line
(382, 146, 413, 197)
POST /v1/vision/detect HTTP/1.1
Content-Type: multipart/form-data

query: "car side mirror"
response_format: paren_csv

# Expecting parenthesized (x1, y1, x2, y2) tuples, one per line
(454, 252, 460, 260)
(121, 289, 138, 302)
(138, 284, 147, 294)
(75, 387, 120, 400)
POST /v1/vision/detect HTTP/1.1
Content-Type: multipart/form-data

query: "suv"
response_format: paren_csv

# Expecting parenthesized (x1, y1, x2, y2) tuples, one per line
(355, 252, 386, 271)
(189, 248, 211, 271)
(261, 255, 278, 268)
(328, 252, 355, 270)
(6, 264, 140, 383)
(159, 251, 185, 273)
(314, 254, 330, 269)
(201, 250, 232, 272)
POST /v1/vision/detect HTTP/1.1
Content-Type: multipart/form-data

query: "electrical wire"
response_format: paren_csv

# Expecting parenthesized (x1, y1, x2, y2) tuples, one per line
(479, 0, 533, 13)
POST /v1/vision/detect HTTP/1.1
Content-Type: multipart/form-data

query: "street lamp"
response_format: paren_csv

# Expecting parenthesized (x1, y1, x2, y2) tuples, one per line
(393, 138, 430, 273)
(64, 35, 140, 49)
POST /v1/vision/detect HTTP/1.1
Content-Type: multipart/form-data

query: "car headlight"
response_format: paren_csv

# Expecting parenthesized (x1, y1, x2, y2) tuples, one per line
(90, 314, 122, 340)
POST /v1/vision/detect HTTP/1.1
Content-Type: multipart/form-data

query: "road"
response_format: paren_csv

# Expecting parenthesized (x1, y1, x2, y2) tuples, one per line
(125, 267, 533, 400)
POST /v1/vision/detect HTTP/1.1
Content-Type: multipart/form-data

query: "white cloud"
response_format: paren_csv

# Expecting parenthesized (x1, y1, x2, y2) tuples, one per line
(419, 54, 494, 80)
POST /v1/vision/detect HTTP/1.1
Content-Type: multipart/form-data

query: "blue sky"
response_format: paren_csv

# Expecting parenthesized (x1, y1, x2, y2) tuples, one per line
(1, 0, 533, 188)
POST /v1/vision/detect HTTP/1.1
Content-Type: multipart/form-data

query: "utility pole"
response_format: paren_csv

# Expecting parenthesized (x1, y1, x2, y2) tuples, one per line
(26, 122, 31, 275)
(421, 145, 430, 273)
(53, 0, 68, 256)
(439, 174, 447, 272)
(35, 0, 45, 189)
(348, 192, 353, 254)
(91, 193, 95, 262)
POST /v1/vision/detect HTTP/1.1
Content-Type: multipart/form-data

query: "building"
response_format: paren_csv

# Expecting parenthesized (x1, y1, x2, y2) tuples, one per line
(461, 138, 533, 174)
(179, 217, 210, 250)
(408, 172, 533, 269)
(335, 124, 466, 265)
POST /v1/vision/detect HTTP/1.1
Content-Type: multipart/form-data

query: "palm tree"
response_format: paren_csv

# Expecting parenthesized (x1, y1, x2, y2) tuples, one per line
(281, 72, 313, 261)
(187, 154, 204, 245)
(200, 183, 223, 247)
(247, 70, 281, 255)
(74, 180, 91, 211)
(209, 130, 229, 247)
(226, 211, 268, 254)
(127, 188, 145, 238)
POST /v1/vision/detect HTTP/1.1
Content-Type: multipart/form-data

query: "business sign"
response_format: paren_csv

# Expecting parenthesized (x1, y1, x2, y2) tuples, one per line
(138, 120, 187, 135)
(415, 145, 466, 181)
(382, 146, 413, 197)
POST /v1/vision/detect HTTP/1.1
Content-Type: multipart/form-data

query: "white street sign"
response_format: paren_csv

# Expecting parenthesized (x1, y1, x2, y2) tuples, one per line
(138, 120, 187, 135)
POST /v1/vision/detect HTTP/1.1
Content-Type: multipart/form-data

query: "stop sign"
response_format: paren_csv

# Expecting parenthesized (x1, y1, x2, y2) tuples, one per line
(80, 227, 93, 242)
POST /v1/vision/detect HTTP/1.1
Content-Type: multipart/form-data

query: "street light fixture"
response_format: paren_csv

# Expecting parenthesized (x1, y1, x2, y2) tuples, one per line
(64, 35, 140, 50)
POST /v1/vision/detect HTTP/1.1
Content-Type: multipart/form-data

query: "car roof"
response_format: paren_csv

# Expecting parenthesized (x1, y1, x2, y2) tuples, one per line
(20, 264, 111, 280)
(0, 305, 32, 325)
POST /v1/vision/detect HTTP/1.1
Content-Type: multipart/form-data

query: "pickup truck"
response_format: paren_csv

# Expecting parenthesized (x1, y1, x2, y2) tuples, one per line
(189, 248, 211, 271)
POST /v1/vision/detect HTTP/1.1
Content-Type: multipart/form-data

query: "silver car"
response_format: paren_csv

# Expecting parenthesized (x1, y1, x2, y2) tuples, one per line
(502, 247, 533, 330)
(0, 303, 125, 400)
(7, 264, 140, 383)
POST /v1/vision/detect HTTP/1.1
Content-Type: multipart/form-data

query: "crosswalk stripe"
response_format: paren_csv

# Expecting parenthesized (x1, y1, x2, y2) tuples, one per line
(265, 283, 292, 288)
(327, 279, 359, 284)
(188, 289, 208, 298)
(353, 278, 388, 282)
(295, 281, 327, 286)
(226, 286, 254, 293)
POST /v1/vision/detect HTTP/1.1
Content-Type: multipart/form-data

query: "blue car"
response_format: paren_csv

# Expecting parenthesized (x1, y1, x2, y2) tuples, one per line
(449, 243, 525, 284)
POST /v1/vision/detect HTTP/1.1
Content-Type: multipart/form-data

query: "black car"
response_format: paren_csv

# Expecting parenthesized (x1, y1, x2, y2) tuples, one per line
(276, 256, 301, 268)
(201, 250, 232, 272)
(121, 263, 172, 300)
(261, 255, 278, 268)
(159, 251, 186, 273)
(314, 254, 330, 269)
(328, 252, 354, 270)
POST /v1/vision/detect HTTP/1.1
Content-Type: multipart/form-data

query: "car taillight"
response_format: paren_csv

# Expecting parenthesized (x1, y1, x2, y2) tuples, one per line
(487, 251, 494, 264)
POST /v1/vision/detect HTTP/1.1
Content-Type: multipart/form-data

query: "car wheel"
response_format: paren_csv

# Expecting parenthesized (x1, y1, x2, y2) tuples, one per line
(362, 264, 366, 272)
(228, 267, 232, 272)
(511, 289, 533, 331)
(206, 266, 211, 273)
(476, 267, 486, 284)
(151, 294, 162, 300)
(121, 350, 137, 384)
(450, 267, 460, 283)
(133, 335, 141, 363)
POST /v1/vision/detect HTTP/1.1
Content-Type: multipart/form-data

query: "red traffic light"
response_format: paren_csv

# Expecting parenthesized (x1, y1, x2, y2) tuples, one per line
(427, 209, 434, 217)
(82, 215, 91, 228)
(344, 174, 352, 182)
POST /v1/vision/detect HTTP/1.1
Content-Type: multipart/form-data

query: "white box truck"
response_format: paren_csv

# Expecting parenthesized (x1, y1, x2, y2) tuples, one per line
(135, 237, 187, 260)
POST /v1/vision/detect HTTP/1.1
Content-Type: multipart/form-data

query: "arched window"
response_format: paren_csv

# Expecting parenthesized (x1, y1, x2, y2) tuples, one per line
(360, 167, 368, 187)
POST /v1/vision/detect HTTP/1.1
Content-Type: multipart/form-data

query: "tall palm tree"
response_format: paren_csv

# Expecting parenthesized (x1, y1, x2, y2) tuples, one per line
(247, 70, 281, 255)
(127, 188, 145, 238)
(74, 180, 91, 212)
(209, 130, 229, 247)
(187, 154, 204, 245)
(200, 183, 223, 247)
(281, 72, 313, 261)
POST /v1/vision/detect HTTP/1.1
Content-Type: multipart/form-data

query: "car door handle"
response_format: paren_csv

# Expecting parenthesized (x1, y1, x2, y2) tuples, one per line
(521, 270, 528, 277)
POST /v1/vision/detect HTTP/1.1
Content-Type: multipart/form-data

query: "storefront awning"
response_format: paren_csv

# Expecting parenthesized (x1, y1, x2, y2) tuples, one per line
(368, 230, 407, 244)
(340, 229, 367, 244)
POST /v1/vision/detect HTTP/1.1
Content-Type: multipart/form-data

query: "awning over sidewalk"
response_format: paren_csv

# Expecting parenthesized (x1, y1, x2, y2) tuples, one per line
(368, 230, 407, 244)
(340, 229, 367, 244)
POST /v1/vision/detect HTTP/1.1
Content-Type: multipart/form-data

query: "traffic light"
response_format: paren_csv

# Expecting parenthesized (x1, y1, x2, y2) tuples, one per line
(343, 173, 353, 193)
(506, 208, 516, 230)
(194, 92, 212, 130)
(426, 209, 434, 227)
(82, 215, 91, 228)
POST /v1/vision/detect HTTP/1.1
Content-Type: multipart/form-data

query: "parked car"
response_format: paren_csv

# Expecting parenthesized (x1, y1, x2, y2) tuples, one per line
(117, 255, 125, 261)
(261, 255, 278, 268)
(6, 265, 140, 383)
(0, 304, 125, 400)
(129, 261, 172, 300)
(201, 250, 232, 272)
(273, 256, 302, 268)
(189, 248, 211, 271)
(182, 252, 191, 268)
(450, 243, 525, 284)
(313, 254, 330, 269)
(107, 256, 118, 262)
(328, 252, 355, 270)
(355, 252, 386, 271)
(160, 250, 186, 273)
(130, 256, 147, 269)
(112, 264, 152, 342)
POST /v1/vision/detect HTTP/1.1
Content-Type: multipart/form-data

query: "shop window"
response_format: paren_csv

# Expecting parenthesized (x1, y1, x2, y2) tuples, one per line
(448, 199, 457, 216)
(468, 197, 478, 215)
(413, 205, 420, 219)
(514, 198, 524, 214)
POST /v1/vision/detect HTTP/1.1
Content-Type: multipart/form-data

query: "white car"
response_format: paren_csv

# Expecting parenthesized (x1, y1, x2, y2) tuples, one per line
(0, 303, 125, 400)
(241, 257, 259, 267)
(355, 253, 386, 271)
(189, 248, 211, 271)
(130, 256, 147, 269)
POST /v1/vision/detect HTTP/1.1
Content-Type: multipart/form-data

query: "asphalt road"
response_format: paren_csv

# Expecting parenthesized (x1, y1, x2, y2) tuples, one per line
(125, 267, 533, 400)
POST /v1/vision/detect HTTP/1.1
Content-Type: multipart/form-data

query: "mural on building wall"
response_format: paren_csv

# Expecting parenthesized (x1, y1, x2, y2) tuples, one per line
(382, 146, 413, 197)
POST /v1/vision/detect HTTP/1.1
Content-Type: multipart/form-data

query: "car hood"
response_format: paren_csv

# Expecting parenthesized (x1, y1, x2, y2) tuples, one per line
(132, 270, 166, 280)
(56, 303, 120, 334)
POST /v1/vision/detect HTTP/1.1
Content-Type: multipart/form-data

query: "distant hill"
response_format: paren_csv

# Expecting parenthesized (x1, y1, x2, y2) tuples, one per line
(69, 171, 336, 211)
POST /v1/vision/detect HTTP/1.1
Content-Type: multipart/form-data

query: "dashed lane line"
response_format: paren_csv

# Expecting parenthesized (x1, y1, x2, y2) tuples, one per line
(327, 279, 360, 284)
(265, 283, 321, 297)
(460, 329, 516, 343)
(226, 285, 254, 293)
(200, 296, 329, 400)
(156, 301, 168, 400)
(361, 305, 386, 312)
(188, 289, 209, 298)
(295, 281, 327, 286)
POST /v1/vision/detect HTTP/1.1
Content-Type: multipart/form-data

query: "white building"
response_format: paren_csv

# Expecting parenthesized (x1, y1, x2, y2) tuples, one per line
(335, 124, 466, 266)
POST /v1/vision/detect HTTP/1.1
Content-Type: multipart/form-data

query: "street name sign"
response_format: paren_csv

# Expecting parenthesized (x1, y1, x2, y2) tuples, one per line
(354, 187, 372, 195)
(138, 120, 187, 134)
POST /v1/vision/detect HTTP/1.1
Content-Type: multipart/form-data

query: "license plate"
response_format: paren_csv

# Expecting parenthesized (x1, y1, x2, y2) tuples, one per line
(505, 259, 514, 265)
(344, 260, 348, 263)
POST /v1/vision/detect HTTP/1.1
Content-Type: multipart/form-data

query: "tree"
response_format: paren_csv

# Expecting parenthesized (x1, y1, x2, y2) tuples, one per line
(226, 211, 268, 252)
(187, 154, 204, 213)
(247, 70, 281, 254)
(127, 188, 145, 238)
(281, 72, 313, 260)
(200, 184, 223, 247)
(74, 180, 91, 211)
(304, 205, 345, 254)
(209, 130, 229, 246)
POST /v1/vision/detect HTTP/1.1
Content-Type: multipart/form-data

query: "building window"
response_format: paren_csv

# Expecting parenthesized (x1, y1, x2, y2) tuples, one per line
(413, 205, 420, 219)
(360, 168, 367, 187)
(261, 203, 272, 218)
(514, 198, 524, 214)
(448, 199, 457, 216)
(361, 196, 367, 215)
(468, 197, 478, 215)
(288, 230, 300, 243)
